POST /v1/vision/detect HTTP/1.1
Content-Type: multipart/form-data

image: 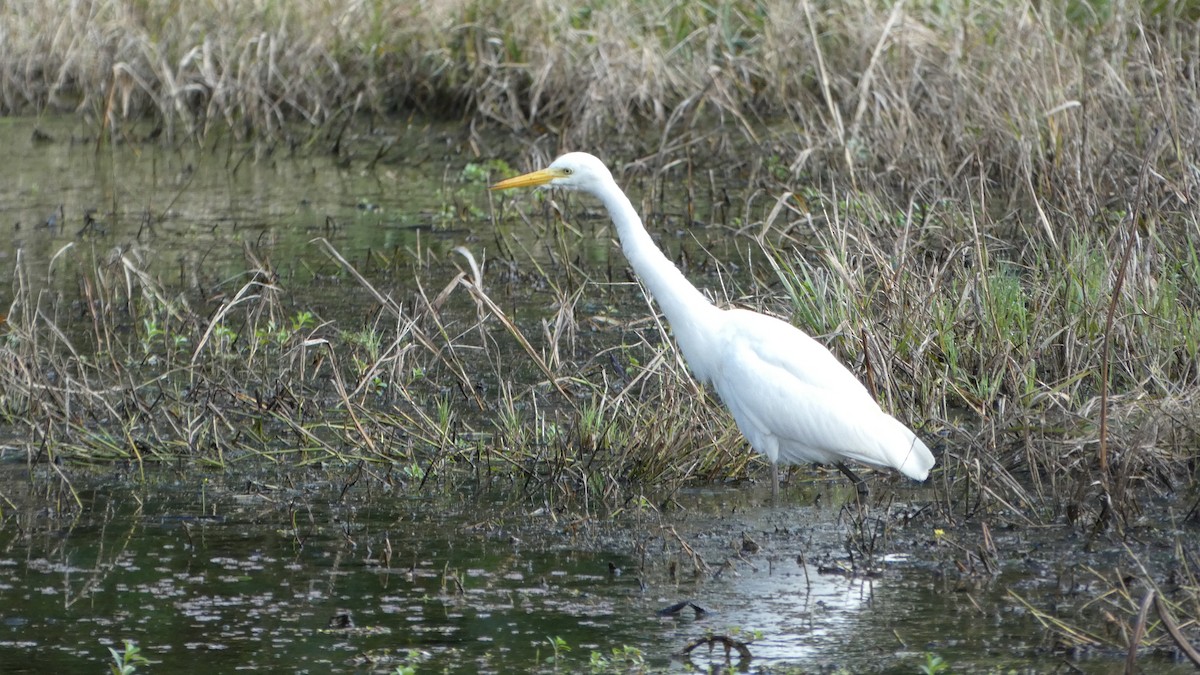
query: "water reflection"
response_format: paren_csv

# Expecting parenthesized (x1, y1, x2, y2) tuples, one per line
(0, 470, 650, 673)
(2, 468, 1193, 673)
(1, 117, 475, 297)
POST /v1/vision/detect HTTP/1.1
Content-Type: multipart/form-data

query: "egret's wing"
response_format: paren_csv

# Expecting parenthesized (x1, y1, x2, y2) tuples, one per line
(722, 309, 877, 408)
(712, 310, 929, 474)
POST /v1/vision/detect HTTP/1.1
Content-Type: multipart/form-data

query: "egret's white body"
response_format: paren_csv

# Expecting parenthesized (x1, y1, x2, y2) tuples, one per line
(492, 152, 934, 486)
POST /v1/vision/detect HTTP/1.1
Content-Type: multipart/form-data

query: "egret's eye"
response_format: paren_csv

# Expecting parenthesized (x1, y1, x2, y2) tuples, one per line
(561, 168, 572, 175)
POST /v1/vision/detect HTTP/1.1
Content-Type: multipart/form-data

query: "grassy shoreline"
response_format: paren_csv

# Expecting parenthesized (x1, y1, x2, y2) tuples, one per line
(0, 0, 1196, 505)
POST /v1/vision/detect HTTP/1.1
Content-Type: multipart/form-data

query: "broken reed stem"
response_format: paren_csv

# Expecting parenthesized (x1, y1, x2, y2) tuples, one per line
(1126, 589, 1154, 673)
(1155, 594, 1200, 668)
(1098, 135, 1156, 476)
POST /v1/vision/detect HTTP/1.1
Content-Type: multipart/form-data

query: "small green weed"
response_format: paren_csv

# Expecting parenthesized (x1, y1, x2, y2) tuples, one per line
(108, 640, 151, 675)
(919, 652, 949, 674)
(540, 635, 571, 664)
(589, 644, 645, 671)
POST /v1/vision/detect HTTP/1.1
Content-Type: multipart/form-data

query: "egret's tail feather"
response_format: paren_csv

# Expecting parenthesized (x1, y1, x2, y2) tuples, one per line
(897, 435, 935, 481)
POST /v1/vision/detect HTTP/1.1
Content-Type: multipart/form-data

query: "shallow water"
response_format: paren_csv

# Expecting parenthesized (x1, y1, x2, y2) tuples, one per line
(0, 116, 477, 298)
(0, 116, 1195, 673)
(1, 466, 1193, 674)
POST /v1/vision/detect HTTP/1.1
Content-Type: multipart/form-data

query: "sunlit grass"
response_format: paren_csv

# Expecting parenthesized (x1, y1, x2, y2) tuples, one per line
(1, 0, 1194, 193)
(0, 234, 755, 508)
(746, 177, 1200, 521)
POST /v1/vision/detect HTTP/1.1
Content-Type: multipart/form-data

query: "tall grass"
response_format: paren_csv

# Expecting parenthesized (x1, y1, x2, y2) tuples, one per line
(2, 0, 1195, 514)
(754, 177, 1200, 479)
(1, 1, 1195, 191)
(0, 237, 745, 509)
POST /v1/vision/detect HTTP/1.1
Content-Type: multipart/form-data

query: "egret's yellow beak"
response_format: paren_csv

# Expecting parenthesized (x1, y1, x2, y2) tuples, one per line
(490, 168, 561, 191)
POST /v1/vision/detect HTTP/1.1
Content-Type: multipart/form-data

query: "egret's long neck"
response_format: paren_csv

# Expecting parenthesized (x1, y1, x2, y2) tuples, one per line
(597, 181, 722, 377)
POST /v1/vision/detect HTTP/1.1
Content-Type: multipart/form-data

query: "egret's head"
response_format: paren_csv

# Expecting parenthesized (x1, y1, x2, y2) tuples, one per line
(490, 152, 613, 196)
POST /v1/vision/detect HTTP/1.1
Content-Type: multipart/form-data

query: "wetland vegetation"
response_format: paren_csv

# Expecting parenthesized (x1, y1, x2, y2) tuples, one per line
(1, 0, 1199, 672)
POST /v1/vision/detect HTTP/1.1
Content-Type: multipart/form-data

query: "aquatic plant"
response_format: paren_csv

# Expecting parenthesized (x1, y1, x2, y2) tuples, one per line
(107, 640, 151, 675)
(540, 635, 572, 665)
(918, 653, 949, 674)
(588, 644, 645, 671)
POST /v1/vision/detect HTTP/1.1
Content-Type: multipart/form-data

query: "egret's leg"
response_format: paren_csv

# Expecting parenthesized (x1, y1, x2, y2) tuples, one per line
(770, 463, 780, 498)
(836, 462, 869, 497)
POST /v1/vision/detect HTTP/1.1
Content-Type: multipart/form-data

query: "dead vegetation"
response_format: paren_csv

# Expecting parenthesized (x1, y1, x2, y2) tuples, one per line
(0, 234, 748, 511)
(1, 0, 1195, 187)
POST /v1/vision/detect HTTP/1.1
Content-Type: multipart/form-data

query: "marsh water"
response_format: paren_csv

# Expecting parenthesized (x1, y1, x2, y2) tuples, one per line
(0, 117, 1194, 673)
(5, 467, 1193, 674)
(1, 117, 491, 301)
(0, 467, 924, 673)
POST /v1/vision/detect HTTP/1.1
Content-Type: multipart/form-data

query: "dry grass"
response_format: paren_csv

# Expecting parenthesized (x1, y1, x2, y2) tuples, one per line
(0, 0, 1194, 537)
(2, 1, 1194, 186)
(0, 237, 745, 509)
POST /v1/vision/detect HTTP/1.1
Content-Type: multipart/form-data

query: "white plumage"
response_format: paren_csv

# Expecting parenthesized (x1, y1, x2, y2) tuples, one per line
(492, 152, 934, 489)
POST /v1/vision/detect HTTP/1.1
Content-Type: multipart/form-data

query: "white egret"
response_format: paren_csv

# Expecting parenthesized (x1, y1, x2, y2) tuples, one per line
(491, 152, 934, 493)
